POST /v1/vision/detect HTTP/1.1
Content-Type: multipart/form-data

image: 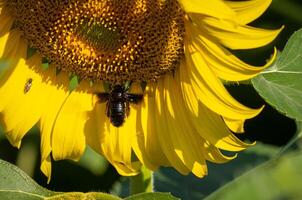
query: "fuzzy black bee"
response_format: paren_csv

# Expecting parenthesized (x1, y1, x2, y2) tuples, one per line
(98, 84, 143, 127)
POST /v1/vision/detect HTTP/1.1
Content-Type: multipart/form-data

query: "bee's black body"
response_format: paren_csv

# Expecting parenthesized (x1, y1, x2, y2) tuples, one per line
(98, 85, 143, 127)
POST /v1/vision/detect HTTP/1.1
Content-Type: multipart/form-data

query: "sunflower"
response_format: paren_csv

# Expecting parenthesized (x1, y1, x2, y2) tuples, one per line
(0, 0, 282, 182)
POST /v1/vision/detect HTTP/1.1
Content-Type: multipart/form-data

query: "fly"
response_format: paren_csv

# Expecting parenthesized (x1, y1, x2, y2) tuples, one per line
(24, 78, 33, 93)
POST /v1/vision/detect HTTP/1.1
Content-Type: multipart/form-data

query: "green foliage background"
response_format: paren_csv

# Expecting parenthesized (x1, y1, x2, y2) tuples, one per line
(0, 0, 302, 199)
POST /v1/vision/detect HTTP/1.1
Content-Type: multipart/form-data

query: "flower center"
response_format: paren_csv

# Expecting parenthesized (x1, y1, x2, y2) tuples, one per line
(7, 0, 185, 84)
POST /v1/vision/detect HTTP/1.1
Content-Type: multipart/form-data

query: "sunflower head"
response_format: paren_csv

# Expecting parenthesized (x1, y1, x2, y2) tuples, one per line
(0, 0, 283, 182)
(7, 0, 185, 84)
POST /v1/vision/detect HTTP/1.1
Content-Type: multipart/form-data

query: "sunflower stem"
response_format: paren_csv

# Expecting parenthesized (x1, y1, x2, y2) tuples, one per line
(129, 166, 153, 195)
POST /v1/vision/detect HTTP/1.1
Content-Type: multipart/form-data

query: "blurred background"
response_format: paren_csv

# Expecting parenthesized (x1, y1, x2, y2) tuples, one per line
(0, 0, 301, 199)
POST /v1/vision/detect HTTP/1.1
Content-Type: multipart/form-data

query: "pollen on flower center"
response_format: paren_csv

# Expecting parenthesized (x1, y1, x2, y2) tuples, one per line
(6, 0, 185, 84)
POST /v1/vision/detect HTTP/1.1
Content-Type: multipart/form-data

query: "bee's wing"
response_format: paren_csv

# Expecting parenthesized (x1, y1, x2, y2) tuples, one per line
(97, 93, 110, 102)
(124, 93, 143, 104)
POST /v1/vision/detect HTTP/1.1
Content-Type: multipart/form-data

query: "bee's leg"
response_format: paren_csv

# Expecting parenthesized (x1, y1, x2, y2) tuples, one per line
(125, 101, 130, 117)
(106, 102, 110, 117)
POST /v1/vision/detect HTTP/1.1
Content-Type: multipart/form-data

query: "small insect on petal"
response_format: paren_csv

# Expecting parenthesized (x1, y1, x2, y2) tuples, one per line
(24, 78, 33, 93)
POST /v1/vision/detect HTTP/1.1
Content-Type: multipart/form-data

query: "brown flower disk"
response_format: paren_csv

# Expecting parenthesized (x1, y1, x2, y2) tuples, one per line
(6, 0, 185, 84)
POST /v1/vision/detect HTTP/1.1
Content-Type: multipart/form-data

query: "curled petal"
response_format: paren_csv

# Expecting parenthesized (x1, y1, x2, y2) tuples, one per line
(186, 23, 277, 81)
(177, 68, 253, 151)
(182, 41, 263, 121)
(202, 141, 237, 164)
(178, 0, 235, 20)
(190, 14, 283, 50)
(223, 118, 245, 133)
(40, 155, 52, 184)
(224, 0, 272, 25)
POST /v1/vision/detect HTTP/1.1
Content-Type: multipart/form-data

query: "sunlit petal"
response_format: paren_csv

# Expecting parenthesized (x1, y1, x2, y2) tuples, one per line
(0, 7, 13, 36)
(177, 66, 253, 151)
(191, 15, 283, 50)
(187, 23, 277, 81)
(183, 40, 263, 120)
(0, 0, 281, 180)
(0, 30, 25, 78)
(223, 118, 245, 133)
(178, 0, 235, 20)
(224, 0, 272, 24)
(85, 85, 141, 176)
(52, 82, 95, 161)
(39, 69, 70, 180)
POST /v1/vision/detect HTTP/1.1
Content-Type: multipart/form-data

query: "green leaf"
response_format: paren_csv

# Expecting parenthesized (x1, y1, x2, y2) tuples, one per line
(0, 191, 44, 200)
(47, 192, 122, 200)
(205, 152, 302, 200)
(124, 192, 180, 200)
(0, 159, 123, 200)
(111, 167, 153, 198)
(153, 143, 279, 200)
(77, 147, 109, 176)
(252, 28, 302, 121)
(130, 166, 153, 195)
(0, 159, 54, 197)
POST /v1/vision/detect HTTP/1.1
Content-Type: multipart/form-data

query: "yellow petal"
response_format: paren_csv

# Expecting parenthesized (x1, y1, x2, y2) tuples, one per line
(39, 69, 70, 181)
(175, 66, 252, 160)
(192, 15, 283, 50)
(179, 0, 236, 20)
(83, 84, 105, 154)
(183, 41, 263, 120)
(85, 86, 141, 176)
(110, 107, 143, 175)
(202, 141, 237, 164)
(129, 83, 163, 170)
(51, 81, 94, 161)
(103, 109, 141, 175)
(177, 67, 253, 151)
(223, 118, 245, 133)
(134, 87, 171, 169)
(187, 23, 277, 81)
(0, 31, 25, 78)
(40, 155, 52, 184)
(151, 79, 190, 175)
(165, 75, 208, 177)
(155, 74, 210, 177)
(0, 54, 48, 147)
(109, 113, 139, 175)
(0, 30, 24, 59)
(0, 8, 13, 36)
(224, 0, 272, 24)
